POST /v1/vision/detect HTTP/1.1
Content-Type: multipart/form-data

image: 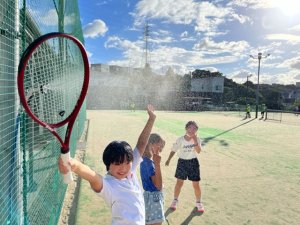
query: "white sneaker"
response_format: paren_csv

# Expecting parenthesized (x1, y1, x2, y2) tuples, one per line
(170, 199, 178, 210)
(196, 202, 205, 212)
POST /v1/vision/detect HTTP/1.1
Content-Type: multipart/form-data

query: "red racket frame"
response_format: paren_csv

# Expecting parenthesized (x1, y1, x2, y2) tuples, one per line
(17, 32, 89, 183)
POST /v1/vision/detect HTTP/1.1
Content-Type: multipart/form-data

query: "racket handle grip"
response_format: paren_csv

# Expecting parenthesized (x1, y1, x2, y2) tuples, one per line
(61, 152, 74, 184)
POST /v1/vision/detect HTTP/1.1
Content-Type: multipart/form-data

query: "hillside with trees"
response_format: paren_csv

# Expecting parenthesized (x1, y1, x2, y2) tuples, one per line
(87, 65, 300, 111)
(185, 69, 300, 111)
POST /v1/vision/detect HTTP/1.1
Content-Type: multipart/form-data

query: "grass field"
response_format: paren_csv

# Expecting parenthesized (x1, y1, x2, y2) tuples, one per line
(74, 110, 300, 225)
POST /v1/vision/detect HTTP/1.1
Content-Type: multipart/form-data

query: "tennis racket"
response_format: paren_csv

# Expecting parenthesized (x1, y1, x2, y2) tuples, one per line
(17, 32, 90, 184)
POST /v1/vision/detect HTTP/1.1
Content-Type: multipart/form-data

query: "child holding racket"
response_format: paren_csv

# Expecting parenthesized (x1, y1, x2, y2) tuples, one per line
(58, 105, 156, 225)
(140, 133, 165, 225)
(165, 121, 204, 213)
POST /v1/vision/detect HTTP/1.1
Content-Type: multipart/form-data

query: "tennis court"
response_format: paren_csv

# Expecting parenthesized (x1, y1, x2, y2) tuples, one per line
(71, 110, 299, 225)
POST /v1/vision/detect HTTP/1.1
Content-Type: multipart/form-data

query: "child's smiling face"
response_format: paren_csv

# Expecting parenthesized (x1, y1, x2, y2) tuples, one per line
(109, 161, 132, 179)
(186, 124, 198, 137)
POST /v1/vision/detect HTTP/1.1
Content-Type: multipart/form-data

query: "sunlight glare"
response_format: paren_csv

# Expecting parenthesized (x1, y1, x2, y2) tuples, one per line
(274, 0, 300, 15)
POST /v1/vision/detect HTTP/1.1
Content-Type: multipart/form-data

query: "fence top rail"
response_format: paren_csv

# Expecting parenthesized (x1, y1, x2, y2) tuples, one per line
(267, 109, 300, 114)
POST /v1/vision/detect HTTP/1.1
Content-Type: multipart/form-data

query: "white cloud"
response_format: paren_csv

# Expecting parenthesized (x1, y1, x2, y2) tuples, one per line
(194, 1, 248, 33)
(153, 29, 171, 36)
(294, 74, 300, 80)
(83, 19, 108, 38)
(180, 31, 188, 38)
(227, 69, 255, 83)
(199, 67, 219, 73)
(40, 9, 58, 26)
(134, 0, 249, 34)
(204, 31, 229, 37)
(226, 69, 297, 85)
(263, 72, 299, 85)
(104, 36, 141, 51)
(180, 31, 196, 42)
(104, 35, 240, 75)
(289, 24, 300, 32)
(230, 13, 251, 24)
(86, 50, 93, 58)
(266, 34, 300, 43)
(149, 29, 174, 44)
(193, 37, 250, 56)
(278, 57, 300, 70)
(227, 0, 274, 9)
(181, 36, 197, 42)
(149, 36, 174, 44)
(39, 9, 75, 26)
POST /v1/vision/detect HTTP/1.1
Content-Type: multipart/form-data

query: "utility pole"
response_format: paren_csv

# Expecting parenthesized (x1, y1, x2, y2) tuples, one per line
(249, 53, 270, 118)
(144, 21, 150, 68)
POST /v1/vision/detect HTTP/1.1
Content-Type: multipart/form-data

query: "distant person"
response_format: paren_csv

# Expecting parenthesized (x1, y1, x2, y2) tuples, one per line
(295, 106, 300, 116)
(261, 103, 267, 119)
(246, 104, 251, 118)
(165, 121, 204, 213)
(140, 133, 166, 225)
(58, 105, 156, 225)
(130, 102, 136, 112)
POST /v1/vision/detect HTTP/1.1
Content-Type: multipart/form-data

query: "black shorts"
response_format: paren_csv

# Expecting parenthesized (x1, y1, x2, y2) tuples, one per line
(175, 158, 201, 181)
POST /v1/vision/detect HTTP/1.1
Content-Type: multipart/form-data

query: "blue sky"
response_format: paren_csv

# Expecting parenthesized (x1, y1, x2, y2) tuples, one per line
(77, 0, 300, 85)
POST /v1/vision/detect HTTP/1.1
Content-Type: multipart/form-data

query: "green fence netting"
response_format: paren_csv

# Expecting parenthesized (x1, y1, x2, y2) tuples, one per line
(0, 0, 86, 224)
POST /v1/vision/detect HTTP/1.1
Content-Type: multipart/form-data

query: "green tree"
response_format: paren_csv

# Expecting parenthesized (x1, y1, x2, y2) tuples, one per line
(262, 87, 283, 109)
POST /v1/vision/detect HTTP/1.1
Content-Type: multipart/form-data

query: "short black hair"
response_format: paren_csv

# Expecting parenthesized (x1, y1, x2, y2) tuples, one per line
(102, 141, 134, 171)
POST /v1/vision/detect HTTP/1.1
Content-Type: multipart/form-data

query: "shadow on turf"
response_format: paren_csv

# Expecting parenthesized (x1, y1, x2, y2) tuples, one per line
(180, 207, 204, 224)
(202, 118, 256, 147)
(164, 207, 203, 225)
(164, 207, 175, 218)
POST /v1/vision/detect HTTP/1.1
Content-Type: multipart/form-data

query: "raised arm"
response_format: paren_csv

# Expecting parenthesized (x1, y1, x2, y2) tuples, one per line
(136, 105, 156, 156)
(58, 158, 103, 193)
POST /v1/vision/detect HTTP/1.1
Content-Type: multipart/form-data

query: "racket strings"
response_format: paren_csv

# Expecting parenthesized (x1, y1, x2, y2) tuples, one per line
(23, 37, 84, 125)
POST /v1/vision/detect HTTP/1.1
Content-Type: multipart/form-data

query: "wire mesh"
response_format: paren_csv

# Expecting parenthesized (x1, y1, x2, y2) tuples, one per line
(22, 35, 85, 125)
(0, 0, 86, 224)
(265, 109, 300, 125)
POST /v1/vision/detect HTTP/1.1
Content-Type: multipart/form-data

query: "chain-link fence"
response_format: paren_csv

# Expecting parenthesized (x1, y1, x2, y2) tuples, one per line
(0, 0, 86, 224)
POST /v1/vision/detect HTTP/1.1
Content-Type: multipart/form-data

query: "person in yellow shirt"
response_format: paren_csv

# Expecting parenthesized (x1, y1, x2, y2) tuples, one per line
(246, 104, 251, 118)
